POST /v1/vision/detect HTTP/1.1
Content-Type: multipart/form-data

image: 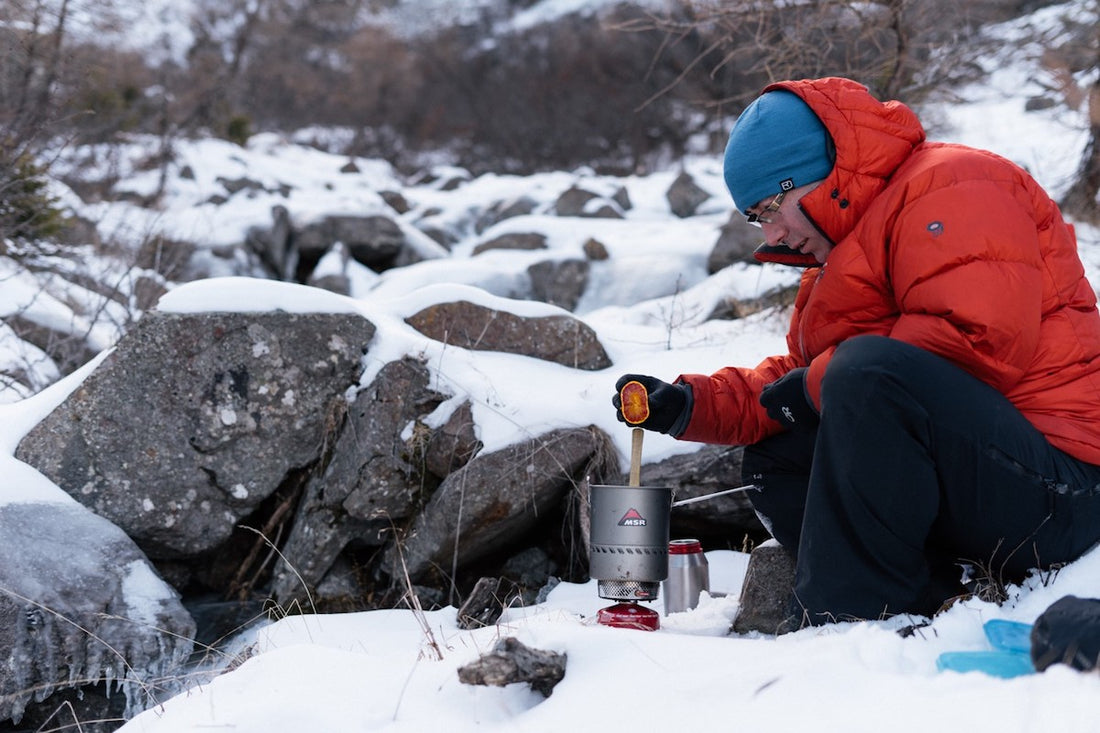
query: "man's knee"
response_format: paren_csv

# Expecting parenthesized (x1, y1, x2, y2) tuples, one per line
(820, 335, 918, 407)
(742, 430, 816, 483)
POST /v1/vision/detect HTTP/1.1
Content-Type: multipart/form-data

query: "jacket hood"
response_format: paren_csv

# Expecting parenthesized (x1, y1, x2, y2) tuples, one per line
(753, 78, 926, 263)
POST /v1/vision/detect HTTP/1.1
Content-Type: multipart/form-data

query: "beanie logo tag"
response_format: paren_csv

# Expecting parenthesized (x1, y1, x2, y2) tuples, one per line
(779, 178, 795, 192)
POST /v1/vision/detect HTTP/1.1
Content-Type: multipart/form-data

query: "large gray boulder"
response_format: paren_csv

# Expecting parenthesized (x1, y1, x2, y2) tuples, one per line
(707, 212, 761, 273)
(553, 186, 625, 219)
(472, 232, 547, 256)
(15, 310, 375, 559)
(248, 210, 417, 282)
(391, 426, 614, 582)
(269, 357, 460, 602)
(0, 501, 194, 725)
(405, 300, 611, 370)
(731, 540, 797, 635)
(666, 171, 712, 218)
(474, 196, 539, 234)
(527, 259, 589, 312)
(297, 214, 408, 271)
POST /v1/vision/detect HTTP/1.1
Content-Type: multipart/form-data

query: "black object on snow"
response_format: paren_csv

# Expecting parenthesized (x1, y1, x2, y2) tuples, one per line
(1030, 595, 1100, 672)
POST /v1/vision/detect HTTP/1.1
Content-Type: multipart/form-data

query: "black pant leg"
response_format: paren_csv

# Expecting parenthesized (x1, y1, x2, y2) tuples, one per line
(793, 335, 1100, 624)
(742, 429, 815, 552)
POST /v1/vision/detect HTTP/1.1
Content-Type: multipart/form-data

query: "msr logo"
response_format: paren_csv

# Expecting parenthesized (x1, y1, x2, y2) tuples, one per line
(618, 508, 648, 527)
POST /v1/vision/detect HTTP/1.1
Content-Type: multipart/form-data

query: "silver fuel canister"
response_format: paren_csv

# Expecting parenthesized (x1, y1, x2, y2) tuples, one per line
(663, 539, 709, 614)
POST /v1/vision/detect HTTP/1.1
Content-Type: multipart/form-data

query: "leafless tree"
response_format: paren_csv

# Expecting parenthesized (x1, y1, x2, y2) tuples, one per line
(615, 0, 1009, 109)
(0, 0, 144, 239)
(1058, 0, 1100, 224)
(0, 0, 136, 143)
(1063, 76, 1100, 224)
(181, 0, 282, 134)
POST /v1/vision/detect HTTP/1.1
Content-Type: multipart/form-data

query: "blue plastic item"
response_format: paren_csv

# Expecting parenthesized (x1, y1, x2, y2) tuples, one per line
(983, 619, 1033, 654)
(935, 650, 1034, 678)
(935, 620, 1036, 679)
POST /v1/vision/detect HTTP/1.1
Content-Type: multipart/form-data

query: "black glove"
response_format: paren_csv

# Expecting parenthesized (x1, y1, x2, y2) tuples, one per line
(759, 368, 819, 430)
(612, 374, 692, 436)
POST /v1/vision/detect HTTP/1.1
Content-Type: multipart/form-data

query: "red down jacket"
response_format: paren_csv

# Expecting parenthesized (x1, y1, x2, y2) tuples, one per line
(677, 77, 1100, 465)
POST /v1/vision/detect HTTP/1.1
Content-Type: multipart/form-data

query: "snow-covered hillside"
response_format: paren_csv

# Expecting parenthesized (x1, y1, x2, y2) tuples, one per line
(77, 0, 676, 62)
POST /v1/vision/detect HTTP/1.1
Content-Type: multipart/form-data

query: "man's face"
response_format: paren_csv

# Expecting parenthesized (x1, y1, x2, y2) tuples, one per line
(745, 181, 834, 263)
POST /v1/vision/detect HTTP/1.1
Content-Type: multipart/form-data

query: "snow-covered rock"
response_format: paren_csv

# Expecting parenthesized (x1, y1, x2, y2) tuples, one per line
(0, 502, 194, 724)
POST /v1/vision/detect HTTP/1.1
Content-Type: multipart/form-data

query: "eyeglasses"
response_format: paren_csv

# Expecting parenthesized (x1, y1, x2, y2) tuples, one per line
(745, 190, 786, 227)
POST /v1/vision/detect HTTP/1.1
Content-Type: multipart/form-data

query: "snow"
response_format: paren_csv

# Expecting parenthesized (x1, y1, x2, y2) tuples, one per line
(933, 1, 1095, 200)
(0, 352, 108, 505)
(156, 277, 361, 315)
(504, 0, 671, 33)
(118, 549, 1100, 733)
(121, 560, 182, 626)
(3, 1, 1100, 729)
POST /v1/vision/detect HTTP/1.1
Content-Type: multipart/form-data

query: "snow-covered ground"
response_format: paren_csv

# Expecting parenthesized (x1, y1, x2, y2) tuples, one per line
(3, 1, 1099, 730)
(117, 545, 1100, 733)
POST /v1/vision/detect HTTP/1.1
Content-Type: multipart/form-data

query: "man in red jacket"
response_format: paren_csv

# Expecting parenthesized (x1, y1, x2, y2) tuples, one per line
(613, 77, 1100, 629)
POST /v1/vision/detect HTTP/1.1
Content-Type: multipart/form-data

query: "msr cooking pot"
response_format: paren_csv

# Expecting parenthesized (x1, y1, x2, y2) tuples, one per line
(588, 483, 672, 602)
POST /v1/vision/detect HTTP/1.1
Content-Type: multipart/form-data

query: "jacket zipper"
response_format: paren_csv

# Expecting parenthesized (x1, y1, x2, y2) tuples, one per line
(798, 267, 826, 364)
(796, 203, 834, 365)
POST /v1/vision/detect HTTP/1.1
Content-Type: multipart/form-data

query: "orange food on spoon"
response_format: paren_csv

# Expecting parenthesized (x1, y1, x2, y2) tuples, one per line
(620, 380, 650, 425)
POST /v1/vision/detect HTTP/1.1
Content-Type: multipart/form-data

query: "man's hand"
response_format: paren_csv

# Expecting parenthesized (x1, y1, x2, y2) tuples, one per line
(612, 374, 692, 436)
(759, 368, 819, 430)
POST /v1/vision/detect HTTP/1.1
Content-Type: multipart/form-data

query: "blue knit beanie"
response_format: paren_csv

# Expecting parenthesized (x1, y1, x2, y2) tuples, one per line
(723, 90, 835, 213)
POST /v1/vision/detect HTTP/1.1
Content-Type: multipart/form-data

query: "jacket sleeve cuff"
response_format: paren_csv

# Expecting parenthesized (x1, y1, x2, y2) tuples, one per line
(668, 382, 694, 438)
(804, 346, 835, 411)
